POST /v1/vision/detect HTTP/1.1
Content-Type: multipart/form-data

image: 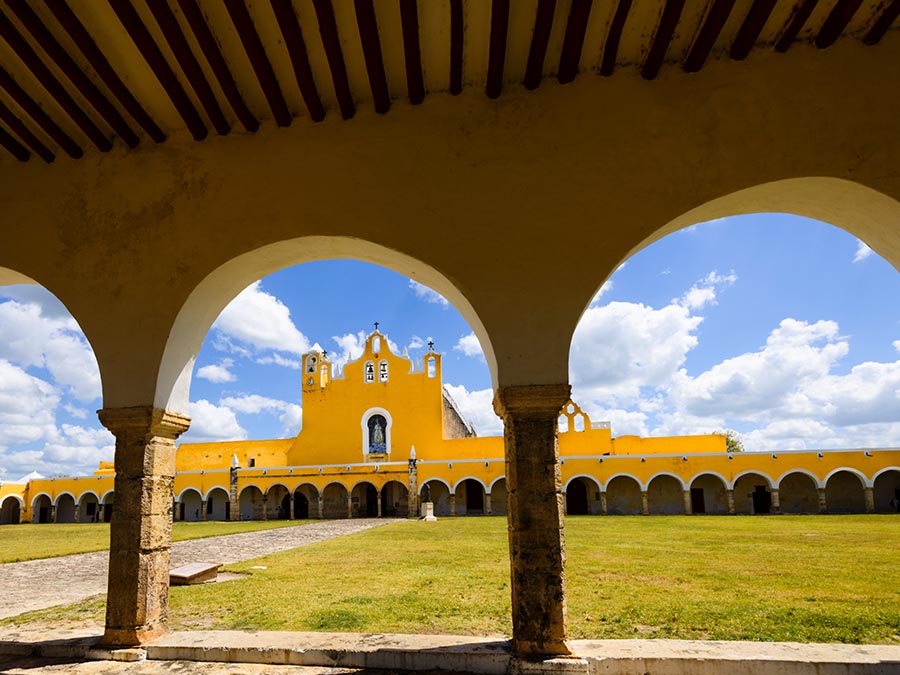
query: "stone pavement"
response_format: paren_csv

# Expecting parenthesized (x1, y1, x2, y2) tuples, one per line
(0, 519, 399, 620)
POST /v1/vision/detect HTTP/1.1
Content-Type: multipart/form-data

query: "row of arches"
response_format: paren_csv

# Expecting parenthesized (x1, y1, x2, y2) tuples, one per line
(564, 469, 900, 516)
(23, 491, 114, 524)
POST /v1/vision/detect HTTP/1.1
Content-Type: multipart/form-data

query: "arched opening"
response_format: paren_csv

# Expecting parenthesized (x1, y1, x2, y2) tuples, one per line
(455, 479, 485, 516)
(239, 486, 264, 521)
(0, 496, 22, 525)
(380, 480, 409, 517)
(490, 478, 507, 516)
(873, 470, 900, 513)
(778, 472, 820, 514)
(32, 494, 52, 523)
(825, 470, 866, 514)
(205, 488, 230, 521)
(351, 482, 378, 518)
(565, 477, 597, 515)
(421, 480, 451, 517)
(322, 483, 349, 519)
(689, 474, 728, 515)
(266, 485, 291, 520)
(733, 474, 773, 515)
(179, 489, 203, 522)
(100, 492, 115, 523)
(294, 484, 319, 519)
(605, 476, 642, 515)
(55, 494, 76, 523)
(647, 475, 683, 515)
(78, 493, 101, 523)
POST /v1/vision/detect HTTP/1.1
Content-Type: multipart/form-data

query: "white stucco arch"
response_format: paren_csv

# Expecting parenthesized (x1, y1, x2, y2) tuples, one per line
(320, 480, 349, 495)
(824, 466, 870, 488)
(488, 475, 507, 491)
(688, 471, 729, 488)
(264, 482, 291, 496)
(175, 487, 203, 502)
(1, 494, 25, 509)
(76, 490, 101, 504)
(53, 491, 76, 506)
(30, 492, 52, 508)
(601, 473, 642, 491)
(452, 476, 487, 493)
(419, 477, 452, 494)
(871, 466, 900, 483)
(291, 482, 320, 497)
(360, 407, 393, 459)
(563, 474, 601, 492)
(776, 469, 824, 489)
(203, 486, 230, 500)
(646, 472, 686, 491)
(100, 490, 115, 504)
(349, 479, 378, 494)
(237, 484, 265, 498)
(729, 470, 774, 490)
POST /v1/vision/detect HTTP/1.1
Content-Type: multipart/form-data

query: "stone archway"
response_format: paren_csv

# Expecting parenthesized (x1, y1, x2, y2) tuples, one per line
(733, 473, 773, 515)
(689, 474, 728, 515)
(239, 486, 264, 521)
(647, 475, 683, 515)
(873, 470, 900, 513)
(32, 494, 52, 523)
(0, 496, 22, 525)
(294, 484, 319, 519)
(605, 476, 642, 515)
(454, 479, 486, 516)
(490, 479, 508, 516)
(825, 470, 866, 514)
(380, 481, 408, 517)
(779, 473, 820, 514)
(421, 480, 451, 517)
(322, 483, 349, 519)
(55, 494, 77, 523)
(205, 488, 230, 521)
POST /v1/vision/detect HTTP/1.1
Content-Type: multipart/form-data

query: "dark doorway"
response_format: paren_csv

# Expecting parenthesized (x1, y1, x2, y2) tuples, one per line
(103, 503, 113, 522)
(691, 488, 706, 514)
(381, 488, 397, 517)
(752, 486, 772, 514)
(365, 485, 378, 516)
(465, 480, 484, 514)
(566, 480, 589, 515)
(224, 502, 231, 520)
(179, 502, 186, 521)
(294, 492, 309, 519)
(38, 506, 49, 523)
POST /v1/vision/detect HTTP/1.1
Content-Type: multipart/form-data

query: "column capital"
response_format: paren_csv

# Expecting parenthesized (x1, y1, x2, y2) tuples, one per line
(98, 406, 191, 440)
(493, 384, 571, 418)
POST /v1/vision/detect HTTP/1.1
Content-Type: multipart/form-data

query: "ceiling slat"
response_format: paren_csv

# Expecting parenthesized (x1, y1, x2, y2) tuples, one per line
(399, 0, 424, 104)
(730, 0, 777, 60)
(558, 0, 592, 85)
(864, 0, 900, 45)
(600, 0, 632, 77)
(146, 0, 229, 135)
(224, 0, 291, 127)
(816, 0, 863, 48)
(7, 0, 138, 148)
(684, 0, 735, 72)
(312, 0, 354, 119)
(524, 0, 555, 90)
(0, 121, 29, 160)
(449, 0, 463, 95)
(270, 0, 325, 122)
(486, 0, 509, 99)
(108, 0, 207, 140)
(642, 0, 685, 80)
(45, 0, 165, 143)
(775, 0, 819, 52)
(0, 65, 81, 156)
(0, 9, 110, 150)
(354, 0, 390, 114)
(0, 99, 53, 161)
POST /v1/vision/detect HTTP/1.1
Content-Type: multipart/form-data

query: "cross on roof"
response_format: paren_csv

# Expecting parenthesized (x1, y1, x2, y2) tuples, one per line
(428, 339, 434, 350)
(374, 321, 379, 331)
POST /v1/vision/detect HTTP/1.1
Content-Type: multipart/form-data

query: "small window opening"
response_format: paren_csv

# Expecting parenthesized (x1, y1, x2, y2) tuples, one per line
(379, 360, 389, 382)
(372, 336, 381, 354)
(365, 361, 375, 383)
(306, 355, 317, 374)
(427, 356, 436, 378)
(558, 415, 569, 433)
(574, 414, 585, 432)
(321, 364, 328, 387)
(567, 403, 575, 414)
(249, 457, 256, 468)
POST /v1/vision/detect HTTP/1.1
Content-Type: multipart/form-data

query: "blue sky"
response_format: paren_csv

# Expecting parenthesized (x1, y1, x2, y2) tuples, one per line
(2, 214, 900, 479)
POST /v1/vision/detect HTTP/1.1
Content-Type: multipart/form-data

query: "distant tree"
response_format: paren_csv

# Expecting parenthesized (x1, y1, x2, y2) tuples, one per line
(714, 429, 745, 453)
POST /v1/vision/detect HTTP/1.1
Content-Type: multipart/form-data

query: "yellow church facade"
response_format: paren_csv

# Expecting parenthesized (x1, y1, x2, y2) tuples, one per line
(2, 329, 900, 526)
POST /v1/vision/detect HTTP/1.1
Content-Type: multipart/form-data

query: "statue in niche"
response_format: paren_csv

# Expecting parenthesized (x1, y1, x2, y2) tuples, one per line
(368, 414, 387, 453)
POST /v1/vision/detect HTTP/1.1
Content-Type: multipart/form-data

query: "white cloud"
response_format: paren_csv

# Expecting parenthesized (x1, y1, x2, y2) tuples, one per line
(219, 395, 302, 434)
(197, 358, 236, 383)
(853, 239, 873, 263)
(408, 335, 425, 351)
(256, 354, 301, 369)
(331, 331, 368, 369)
(409, 280, 449, 307)
(181, 399, 247, 443)
(676, 271, 736, 311)
(442, 384, 501, 436)
(0, 360, 60, 451)
(213, 282, 310, 355)
(453, 332, 484, 359)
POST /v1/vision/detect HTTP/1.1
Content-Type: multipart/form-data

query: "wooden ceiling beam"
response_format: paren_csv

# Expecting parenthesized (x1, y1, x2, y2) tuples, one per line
(558, 0, 592, 85)
(600, 0, 632, 77)
(486, 0, 509, 99)
(816, 0, 863, 48)
(684, 0, 735, 72)
(864, 0, 900, 45)
(146, 0, 229, 135)
(399, 0, 424, 104)
(0, 8, 110, 151)
(0, 121, 29, 160)
(312, 0, 354, 119)
(642, 0, 684, 80)
(774, 0, 818, 52)
(270, 0, 325, 122)
(108, 0, 206, 140)
(6, 0, 138, 148)
(225, 0, 291, 127)
(730, 0, 776, 60)
(0, 65, 80, 156)
(449, 0, 463, 95)
(524, 0, 555, 90)
(354, 0, 390, 114)
(0, 99, 53, 161)
(45, 0, 164, 143)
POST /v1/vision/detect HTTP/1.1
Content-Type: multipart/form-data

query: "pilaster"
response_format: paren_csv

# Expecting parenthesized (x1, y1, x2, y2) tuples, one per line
(864, 486, 875, 514)
(682, 490, 692, 515)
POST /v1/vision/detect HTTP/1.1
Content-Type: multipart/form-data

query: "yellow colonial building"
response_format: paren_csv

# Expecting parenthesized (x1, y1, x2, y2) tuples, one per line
(3, 328, 900, 527)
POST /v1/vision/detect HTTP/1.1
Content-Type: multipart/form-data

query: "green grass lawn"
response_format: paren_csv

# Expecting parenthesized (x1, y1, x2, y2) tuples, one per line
(4, 515, 900, 644)
(0, 520, 309, 563)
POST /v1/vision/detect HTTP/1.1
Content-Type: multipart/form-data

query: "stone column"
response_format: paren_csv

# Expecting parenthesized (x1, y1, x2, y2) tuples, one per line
(50, 504, 57, 523)
(74, 504, 81, 523)
(261, 496, 268, 521)
(228, 467, 239, 521)
(288, 494, 295, 520)
(640, 491, 649, 516)
(346, 494, 353, 519)
(317, 495, 324, 519)
(376, 489, 383, 518)
(770, 489, 781, 515)
(485, 493, 493, 515)
(97, 406, 190, 646)
(682, 490, 692, 515)
(600, 491, 607, 515)
(864, 487, 875, 514)
(408, 458, 419, 518)
(817, 488, 827, 514)
(449, 493, 457, 516)
(201, 500, 208, 521)
(494, 384, 571, 657)
(726, 489, 735, 515)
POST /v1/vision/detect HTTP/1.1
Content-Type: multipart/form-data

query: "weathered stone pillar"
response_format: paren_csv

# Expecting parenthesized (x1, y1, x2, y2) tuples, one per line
(726, 489, 735, 515)
(346, 494, 353, 519)
(288, 495, 295, 520)
(408, 456, 419, 518)
(449, 493, 457, 516)
(201, 500, 208, 521)
(640, 491, 649, 516)
(50, 504, 57, 523)
(485, 493, 493, 515)
(74, 504, 81, 523)
(228, 467, 239, 521)
(770, 489, 781, 515)
(682, 490, 692, 515)
(376, 489, 383, 517)
(494, 384, 571, 657)
(599, 491, 607, 515)
(317, 495, 324, 519)
(97, 406, 190, 646)
(261, 496, 268, 521)
(817, 488, 827, 514)
(864, 487, 875, 514)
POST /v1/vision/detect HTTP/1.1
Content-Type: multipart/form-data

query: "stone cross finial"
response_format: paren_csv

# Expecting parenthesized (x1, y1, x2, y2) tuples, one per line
(428, 339, 434, 351)
(374, 321, 379, 331)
